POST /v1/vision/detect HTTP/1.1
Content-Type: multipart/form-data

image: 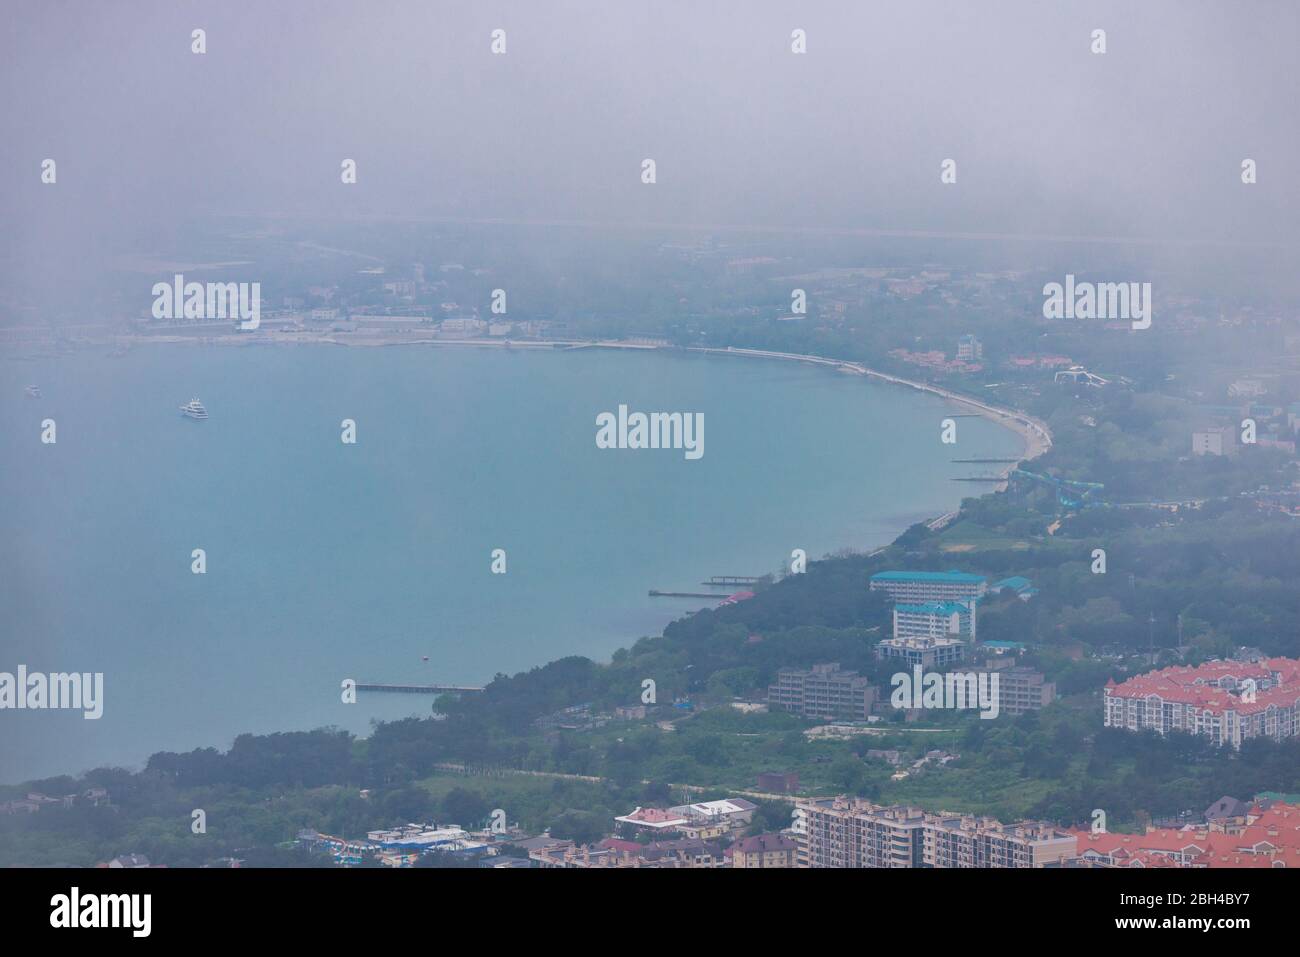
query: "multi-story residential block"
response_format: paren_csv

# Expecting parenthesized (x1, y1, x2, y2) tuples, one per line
(1103, 658, 1300, 749)
(730, 833, 797, 868)
(869, 570, 987, 604)
(798, 798, 1076, 868)
(1075, 801, 1300, 868)
(893, 600, 976, 641)
(768, 663, 876, 720)
(1192, 426, 1234, 456)
(980, 666, 1054, 716)
(532, 838, 725, 868)
(876, 635, 966, 669)
(957, 334, 983, 361)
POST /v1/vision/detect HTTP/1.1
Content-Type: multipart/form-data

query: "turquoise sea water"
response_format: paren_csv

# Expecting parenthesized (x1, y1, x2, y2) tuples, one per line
(0, 345, 1020, 782)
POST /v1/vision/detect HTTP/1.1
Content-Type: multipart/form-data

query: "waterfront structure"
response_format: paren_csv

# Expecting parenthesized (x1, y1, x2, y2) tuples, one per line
(797, 797, 1076, 868)
(876, 635, 966, 669)
(869, 570, 987, 604)
(768, 663, 876, 720)
(956, 334, 983, 361)
(892, 600, 976, 642)
(441, 317, 487, 336)
(1103, 658, 1300, 749)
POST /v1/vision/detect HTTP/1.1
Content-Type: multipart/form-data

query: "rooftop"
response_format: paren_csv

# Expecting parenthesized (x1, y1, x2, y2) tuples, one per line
(872, 570, 986, 584)
(895, 601, 972, 615)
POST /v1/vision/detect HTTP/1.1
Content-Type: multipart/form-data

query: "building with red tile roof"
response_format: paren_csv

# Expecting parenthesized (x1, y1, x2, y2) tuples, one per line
(1074, 802, 1300, 868)
(1103, 657, 1300, 748)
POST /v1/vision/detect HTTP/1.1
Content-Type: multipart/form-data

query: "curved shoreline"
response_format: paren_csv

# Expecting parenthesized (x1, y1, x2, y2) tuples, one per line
(682, 345, 1052, 469)
(6, 335, 1052, 781)
(94, 333, 1053, 472)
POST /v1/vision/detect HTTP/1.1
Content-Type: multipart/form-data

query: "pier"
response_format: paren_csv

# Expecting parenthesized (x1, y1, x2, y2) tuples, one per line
(650, 590, 722, 599)
(950, 458, 1019, 464)
(356, 683, 485, 695)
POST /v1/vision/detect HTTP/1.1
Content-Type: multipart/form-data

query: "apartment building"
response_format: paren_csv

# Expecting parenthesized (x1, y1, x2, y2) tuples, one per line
(876, 635, 966, 669)
(730, 833, 797, 868)
(1075, 801, 1300, 868)
(798, 797, 1076, 869)
(957, 334, 983, 361)
(1192, 426, 1235, 456)
(982, 666, 1055, 716)
(869, 570, 987, 604)
(893, 600, 976, 641)
(1103, 658, 1300, 749)
(768, 663, 876, 720)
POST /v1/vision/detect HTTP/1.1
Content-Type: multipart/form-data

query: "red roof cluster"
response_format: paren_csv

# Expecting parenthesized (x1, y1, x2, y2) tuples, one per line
(1074, 802, 1300, 868)
(1105, 658, 1300, 716)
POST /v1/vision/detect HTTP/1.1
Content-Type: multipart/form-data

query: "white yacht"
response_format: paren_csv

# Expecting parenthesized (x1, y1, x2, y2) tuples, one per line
(180, 398, 208, 419)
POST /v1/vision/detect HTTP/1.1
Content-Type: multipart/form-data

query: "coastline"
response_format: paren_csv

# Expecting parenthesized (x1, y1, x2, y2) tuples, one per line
(5, 335, 1051, 780)
(33, 331, 1052, 472)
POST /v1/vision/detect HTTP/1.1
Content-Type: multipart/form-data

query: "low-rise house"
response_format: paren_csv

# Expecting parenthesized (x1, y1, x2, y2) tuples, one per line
(756, 771, 799, 793)
(730, 833, 797, 868)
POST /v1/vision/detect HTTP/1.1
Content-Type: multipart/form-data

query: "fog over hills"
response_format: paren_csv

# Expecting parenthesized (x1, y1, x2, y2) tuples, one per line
(2, 0, 1298, 314)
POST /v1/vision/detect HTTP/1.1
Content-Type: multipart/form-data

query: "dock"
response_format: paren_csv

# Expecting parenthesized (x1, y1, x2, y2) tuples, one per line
(649, 590, 722, 599)
(950, 458, 1019, 464)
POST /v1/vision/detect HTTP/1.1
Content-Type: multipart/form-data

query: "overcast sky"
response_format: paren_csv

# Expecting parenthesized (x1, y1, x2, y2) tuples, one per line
(2, 0, 1298, 302)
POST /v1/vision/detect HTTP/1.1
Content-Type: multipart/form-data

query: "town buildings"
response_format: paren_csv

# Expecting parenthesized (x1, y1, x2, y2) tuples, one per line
(615, 798, 757, 838)
(892, 599, 976, 641)
(1192, 426, 1235, 456)
(875, 635, 966, 669)
(531, 838, 726, 868)
(1075, 800, 1300, 868)
(983, 666, 1055, 716)
(869, 570, 988, 604)
(1103, 658, 1300, 749)
(956, 334, 983, 361)
(768, 663, 876, 720)
(756, 771, 799, 794)
(730, 833, 797, 868)
(796, 797, 1076, 868)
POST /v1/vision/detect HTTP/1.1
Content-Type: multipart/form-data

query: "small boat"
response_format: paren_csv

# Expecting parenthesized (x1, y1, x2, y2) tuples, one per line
(180, 398, 208, 419)
(25, 385, 40, 398)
